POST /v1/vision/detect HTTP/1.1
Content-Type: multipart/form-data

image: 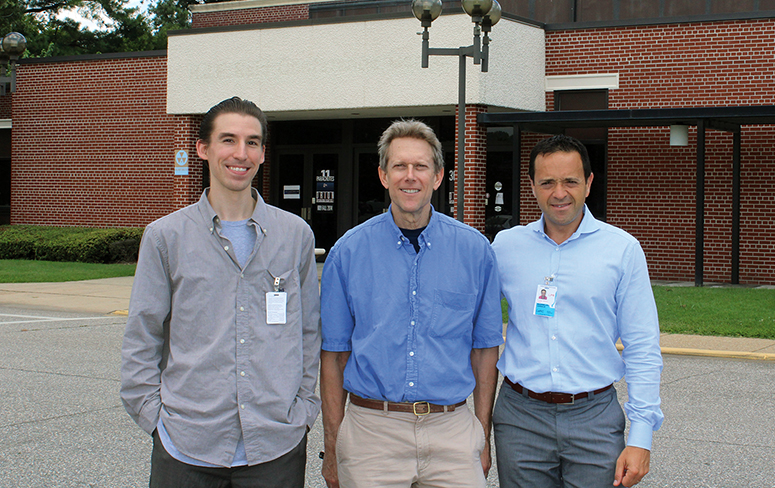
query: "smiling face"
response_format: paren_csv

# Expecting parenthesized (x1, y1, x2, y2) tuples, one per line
(378, 137, 443, 229)
(531, 150, 593, 244)
(196, 112, 265, 201)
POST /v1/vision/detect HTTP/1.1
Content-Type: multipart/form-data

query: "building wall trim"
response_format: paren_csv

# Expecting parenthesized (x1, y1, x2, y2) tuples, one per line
(545, 73, 619, 92)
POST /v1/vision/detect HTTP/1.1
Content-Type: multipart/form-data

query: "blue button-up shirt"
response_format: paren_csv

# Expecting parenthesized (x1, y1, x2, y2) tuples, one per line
(491, 207, 664, 450)
(321, 207, 504, 405)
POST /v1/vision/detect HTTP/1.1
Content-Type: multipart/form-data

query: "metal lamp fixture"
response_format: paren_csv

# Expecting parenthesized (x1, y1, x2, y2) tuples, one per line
(670, 124, 689, 146)
(0, 32, 27, 94)
(411, 0, 500, 222)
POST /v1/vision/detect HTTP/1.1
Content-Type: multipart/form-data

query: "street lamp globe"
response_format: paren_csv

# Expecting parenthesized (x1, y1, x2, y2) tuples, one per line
(461, 0, 493, 17)
(483, 0, 501, 27)
(412, 0, 443, 25)
(2, 32, 27, 56)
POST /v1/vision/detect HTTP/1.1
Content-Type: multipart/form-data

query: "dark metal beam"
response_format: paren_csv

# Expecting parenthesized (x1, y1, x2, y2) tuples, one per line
(695, 120, 706, 287)
(513, 124, 522, 225)
(732, 129, 741, 284)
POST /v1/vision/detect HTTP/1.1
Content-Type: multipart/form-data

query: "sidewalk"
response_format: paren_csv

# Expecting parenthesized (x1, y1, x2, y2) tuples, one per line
(0, 273, 773, 361)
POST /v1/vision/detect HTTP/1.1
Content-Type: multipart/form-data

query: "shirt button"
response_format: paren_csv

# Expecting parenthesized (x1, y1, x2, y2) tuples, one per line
(410, 321, 415, 326)
(240, 404, 245, 409)
(551, 335, 557, 340)
(224, 246, 230, 251)
(240, 339, 245, 344)
(409, 382, 414, 387)
(409, 351, 415, 356)
(553, 367, 558, 372)
(412, 291, 416, 296)
(240, 371, 246, 377)
(239, 306, 245, 311)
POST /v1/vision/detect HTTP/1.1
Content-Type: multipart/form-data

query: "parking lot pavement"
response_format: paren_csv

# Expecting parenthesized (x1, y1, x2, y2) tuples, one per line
(3, 305, 775, 487)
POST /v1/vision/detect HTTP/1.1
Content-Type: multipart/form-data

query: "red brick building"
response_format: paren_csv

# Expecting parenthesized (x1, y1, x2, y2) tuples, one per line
(3, 0, 774, 285)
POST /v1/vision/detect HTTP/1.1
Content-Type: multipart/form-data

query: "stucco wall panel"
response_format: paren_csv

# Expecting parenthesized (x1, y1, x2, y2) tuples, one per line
(167, 15, 545, 117)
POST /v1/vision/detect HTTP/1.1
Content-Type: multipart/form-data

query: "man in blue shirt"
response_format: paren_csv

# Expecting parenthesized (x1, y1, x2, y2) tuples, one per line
(320, 120, 504, 488)
(491, 134, 663, 488)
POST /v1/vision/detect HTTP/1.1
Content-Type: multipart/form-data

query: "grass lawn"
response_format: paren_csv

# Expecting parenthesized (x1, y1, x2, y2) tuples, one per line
(2, 259, 774, 339)
(501, 286, 775, 340)
(0, 259, 136, 283)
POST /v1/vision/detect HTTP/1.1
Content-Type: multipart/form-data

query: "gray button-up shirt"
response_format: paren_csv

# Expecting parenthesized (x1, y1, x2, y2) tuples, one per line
(120, 190, 321, 466)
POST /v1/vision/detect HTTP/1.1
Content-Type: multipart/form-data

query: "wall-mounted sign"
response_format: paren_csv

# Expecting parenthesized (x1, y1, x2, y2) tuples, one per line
(175, 150, 189, 176)
(316, 169, 335, 212)
(283, 185, 301, 199)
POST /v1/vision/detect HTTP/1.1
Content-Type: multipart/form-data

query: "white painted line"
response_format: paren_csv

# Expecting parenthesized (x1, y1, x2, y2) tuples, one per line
(0, 314, 116, 326)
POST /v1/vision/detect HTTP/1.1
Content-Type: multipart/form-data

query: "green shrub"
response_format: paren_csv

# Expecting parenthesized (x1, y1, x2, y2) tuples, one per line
(0, 225, 144, 264)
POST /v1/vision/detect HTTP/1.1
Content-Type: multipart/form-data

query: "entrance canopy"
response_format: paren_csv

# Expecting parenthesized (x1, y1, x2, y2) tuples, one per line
(478, 105, 775, 286)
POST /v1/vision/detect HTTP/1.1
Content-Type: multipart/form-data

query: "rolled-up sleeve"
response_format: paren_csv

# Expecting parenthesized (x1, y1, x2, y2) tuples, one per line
(120, 224, 171, 435)
(473, 245, 505, 349)
(320, 249, 355, 353)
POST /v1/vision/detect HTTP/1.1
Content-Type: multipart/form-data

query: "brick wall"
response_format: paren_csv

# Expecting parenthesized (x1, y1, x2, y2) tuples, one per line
(541, 18, 775, 284)
(192, 3, 310, 28)
(454, 104, 488, 231)
(11, 54, 178, 228)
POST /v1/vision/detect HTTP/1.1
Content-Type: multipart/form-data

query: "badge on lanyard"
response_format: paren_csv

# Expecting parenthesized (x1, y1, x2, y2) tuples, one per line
(266, 277, 287, 325)
(534, 275, 557, 318)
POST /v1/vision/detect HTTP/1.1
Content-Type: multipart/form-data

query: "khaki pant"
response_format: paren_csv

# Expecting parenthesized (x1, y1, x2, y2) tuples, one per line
(336, 403, 487, 488)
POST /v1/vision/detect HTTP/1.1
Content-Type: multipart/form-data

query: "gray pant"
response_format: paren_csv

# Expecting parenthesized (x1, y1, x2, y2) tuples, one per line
(493, 382, 625, 488)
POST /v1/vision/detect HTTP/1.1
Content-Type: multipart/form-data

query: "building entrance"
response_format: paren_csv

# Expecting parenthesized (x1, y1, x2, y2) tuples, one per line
(275, 150, 341, 255)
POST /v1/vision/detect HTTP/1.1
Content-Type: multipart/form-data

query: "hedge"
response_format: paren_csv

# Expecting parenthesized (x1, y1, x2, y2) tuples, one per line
(0, 225, 144, 264)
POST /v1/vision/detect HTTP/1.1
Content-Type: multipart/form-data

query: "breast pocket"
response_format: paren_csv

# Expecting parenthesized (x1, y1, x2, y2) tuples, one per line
(430, 289, 476, 339)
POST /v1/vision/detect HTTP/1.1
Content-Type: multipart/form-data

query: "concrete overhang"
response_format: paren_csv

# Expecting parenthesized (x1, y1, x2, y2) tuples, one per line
(167, 13, 545, 119)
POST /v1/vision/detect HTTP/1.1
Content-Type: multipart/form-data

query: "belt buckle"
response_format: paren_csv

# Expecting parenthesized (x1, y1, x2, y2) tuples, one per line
(412, 401, 431, 416)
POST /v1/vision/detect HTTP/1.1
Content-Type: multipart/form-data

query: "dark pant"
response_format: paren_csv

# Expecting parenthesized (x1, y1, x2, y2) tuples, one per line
(150, 431, 307, 488)
(493, 384, 625, 488)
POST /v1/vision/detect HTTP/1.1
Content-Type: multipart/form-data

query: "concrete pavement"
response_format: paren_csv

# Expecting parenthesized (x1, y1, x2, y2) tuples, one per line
(0, 271, 773, 360)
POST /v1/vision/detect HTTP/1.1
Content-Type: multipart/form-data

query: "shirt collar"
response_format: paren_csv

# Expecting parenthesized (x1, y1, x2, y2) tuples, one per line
(386, 204, 438, 251)
(529, 204, 601, 243)
(197, 188, 267, 235)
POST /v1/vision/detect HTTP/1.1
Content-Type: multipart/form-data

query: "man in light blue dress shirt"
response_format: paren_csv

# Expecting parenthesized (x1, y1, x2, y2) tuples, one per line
(491, 135, 663, 488)
(320, 120, 504, 488)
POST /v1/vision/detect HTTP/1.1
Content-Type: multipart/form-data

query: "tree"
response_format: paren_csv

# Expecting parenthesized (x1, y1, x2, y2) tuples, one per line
(0, 0, 205, 57)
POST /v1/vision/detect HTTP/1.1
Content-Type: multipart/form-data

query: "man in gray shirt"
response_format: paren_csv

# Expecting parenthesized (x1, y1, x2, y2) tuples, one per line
(121, 97, 321, 487)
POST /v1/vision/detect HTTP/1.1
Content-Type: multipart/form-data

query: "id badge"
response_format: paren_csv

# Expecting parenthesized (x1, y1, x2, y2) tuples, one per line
(534, 285, 557, 317)
(266, 292, 287, 325)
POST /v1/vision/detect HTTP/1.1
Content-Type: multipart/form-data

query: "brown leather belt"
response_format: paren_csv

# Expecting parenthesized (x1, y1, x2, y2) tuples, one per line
(349, 393, 467, 415)
(504, 377, 613, 405)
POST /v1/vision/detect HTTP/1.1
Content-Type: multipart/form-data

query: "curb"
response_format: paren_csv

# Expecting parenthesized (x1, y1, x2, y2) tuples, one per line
(615, 343, 775, 361)
(660, 346, 775, 361)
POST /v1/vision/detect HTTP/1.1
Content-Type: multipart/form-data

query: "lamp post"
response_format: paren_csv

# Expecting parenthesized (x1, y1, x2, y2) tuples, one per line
(411, 0, 501, 222)
(0, 32, 27, 95)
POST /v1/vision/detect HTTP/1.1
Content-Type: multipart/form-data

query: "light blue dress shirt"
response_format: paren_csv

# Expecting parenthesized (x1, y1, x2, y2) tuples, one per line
(491, 207, 664, 450)
(321, 206, 504, 405)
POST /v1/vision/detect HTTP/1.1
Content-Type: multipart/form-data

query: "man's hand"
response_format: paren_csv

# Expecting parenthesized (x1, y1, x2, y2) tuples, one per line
(613, 446, 650, 487)
(322, 450, 340, 488)
(480, 439, 492, 477)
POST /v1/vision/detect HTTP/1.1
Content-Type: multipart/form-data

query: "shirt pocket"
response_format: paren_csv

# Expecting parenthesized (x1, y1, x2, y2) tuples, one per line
(429, 289, 476, 339)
